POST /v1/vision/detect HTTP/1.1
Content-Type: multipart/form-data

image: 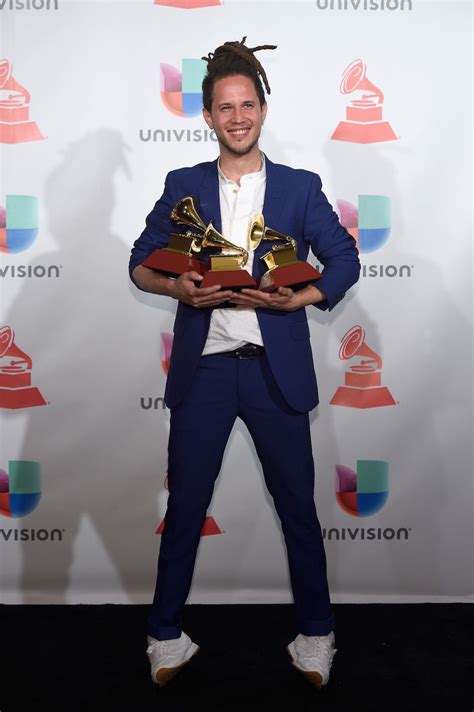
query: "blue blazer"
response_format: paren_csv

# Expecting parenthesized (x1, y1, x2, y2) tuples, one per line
(129, 156, 360, 412)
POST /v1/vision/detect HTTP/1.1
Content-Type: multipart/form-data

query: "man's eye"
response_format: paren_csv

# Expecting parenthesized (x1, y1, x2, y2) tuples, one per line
(244, 103, 254, 109)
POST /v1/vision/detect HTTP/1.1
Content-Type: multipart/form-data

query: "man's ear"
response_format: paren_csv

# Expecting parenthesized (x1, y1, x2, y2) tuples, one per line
(261, 101, 268, 124)
(202, 107, 213, 129)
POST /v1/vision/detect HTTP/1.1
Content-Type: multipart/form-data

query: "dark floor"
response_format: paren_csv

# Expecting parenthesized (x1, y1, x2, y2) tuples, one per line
(0, 603, 472, 711)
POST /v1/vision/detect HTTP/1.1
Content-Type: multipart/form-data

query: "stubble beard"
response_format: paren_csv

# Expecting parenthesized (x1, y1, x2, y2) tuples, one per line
(217, 126, 262, 158)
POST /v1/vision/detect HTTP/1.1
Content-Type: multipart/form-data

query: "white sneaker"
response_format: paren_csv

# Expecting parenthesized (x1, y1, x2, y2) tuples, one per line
(146, 632, 200, 687)
(287, 631, 337, 688)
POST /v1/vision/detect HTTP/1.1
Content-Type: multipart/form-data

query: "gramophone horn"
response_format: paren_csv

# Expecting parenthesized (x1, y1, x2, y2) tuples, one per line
(171, 195, 248, 268)
(0, 325, 14, 357)
(339, 325, 382, 370)
(170, 195, 208, 233)
(248, 214, 265, 251)
(0, 59, 13, 89)
(340, 59, 384, 104)
(201, 226, 249, 268)
(0, 325, 32, 370)
(248, 213, 296, 252)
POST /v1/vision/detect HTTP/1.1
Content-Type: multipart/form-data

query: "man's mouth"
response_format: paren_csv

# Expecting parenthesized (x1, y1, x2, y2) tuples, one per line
(227, 127, 250, 138)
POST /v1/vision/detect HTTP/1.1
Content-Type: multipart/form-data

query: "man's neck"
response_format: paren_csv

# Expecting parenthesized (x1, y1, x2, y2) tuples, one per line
(218, 146, 263, 185)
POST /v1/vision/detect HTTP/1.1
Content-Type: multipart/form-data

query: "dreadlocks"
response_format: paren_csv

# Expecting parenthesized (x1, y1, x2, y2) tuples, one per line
(201, 36, 277, 111)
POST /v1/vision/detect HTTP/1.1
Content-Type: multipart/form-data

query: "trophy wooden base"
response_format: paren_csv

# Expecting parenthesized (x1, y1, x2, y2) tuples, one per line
(141, 248, 206, 278)
(200, 268, 257, 291)
(258, 262, 322, 293)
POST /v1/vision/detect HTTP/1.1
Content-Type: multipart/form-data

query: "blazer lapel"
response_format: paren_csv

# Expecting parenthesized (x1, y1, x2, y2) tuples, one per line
(197, 159, 221, 234)
(253, 155, 285, 279)
(193, 156, 286, 281)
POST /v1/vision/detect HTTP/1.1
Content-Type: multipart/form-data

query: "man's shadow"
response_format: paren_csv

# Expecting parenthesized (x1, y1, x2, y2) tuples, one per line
(3, 129, 169, 603)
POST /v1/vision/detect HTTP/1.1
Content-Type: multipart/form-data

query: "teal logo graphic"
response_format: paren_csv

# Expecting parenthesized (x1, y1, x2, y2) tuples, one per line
(0, 195, 39, 254)
(0, 460, 41, 517)
(160, 58, 206, 118)
(336, 460, 388, 517)
(337, 195, 391, 253)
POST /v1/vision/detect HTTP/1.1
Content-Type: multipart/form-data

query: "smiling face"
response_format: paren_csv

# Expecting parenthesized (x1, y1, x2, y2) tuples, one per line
(202, 74, 267, 160)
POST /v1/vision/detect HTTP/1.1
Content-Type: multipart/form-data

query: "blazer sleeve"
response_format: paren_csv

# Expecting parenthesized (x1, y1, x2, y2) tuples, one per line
(128, 171, 176, 290)
(303, 174, 361, 311)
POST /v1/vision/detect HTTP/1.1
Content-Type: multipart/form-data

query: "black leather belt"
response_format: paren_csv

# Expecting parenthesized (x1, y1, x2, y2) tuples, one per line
(221, 343, 265, 359)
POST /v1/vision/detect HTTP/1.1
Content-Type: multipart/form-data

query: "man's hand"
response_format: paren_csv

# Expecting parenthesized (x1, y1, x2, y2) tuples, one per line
(169, 271, 234, 308)
(229, 284, 326, 311)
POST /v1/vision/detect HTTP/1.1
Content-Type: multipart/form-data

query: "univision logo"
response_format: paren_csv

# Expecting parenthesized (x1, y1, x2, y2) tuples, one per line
(0, 195, 38, 253)
(160, 59, 206, 118)
(0, 460, 41, 517)
(140, 396, 167, 410)
(336, 460, 388, 516)
(139, 58, 217, 143)
(0, 0, 58, 8)
(337, 195, 390, 253)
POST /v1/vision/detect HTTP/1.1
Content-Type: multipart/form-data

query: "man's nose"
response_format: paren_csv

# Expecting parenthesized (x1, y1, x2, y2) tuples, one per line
(231, 108, 245, 122)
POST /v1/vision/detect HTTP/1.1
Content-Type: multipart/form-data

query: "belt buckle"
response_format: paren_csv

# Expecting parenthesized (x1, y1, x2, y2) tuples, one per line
(237, 344, 258, 359)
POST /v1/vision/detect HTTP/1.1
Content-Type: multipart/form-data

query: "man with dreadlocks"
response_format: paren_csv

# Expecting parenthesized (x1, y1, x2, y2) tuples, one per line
(129, 38, 360, 689)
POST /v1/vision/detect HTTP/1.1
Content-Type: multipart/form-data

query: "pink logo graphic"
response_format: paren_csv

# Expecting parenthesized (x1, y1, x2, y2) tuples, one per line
(331, 59, 397, 144)
(154, 0, 221, 7)
(0, 59, 44, 144)
(156, 475, 223, 536)
(161, 332, 173, 375)
(0, 326, 47, 409)
(330, 325, 397, 409)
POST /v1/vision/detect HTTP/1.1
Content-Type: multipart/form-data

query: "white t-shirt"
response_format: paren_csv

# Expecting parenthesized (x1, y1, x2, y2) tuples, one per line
(201, 155, 266, 356)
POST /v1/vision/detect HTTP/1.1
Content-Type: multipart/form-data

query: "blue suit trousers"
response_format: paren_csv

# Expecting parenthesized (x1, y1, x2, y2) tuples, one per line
(147, 351, 335, 640)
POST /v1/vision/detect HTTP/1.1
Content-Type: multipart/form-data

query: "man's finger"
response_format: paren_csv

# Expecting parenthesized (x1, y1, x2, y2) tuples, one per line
(183, 270, 204, 280)
(194, 299, 230, 308)
(277, 286, 293, 296)
(195, 285, 229, 296)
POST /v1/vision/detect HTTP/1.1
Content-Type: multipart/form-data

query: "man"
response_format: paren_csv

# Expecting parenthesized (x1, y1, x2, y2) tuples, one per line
(129, 38, 360, 690)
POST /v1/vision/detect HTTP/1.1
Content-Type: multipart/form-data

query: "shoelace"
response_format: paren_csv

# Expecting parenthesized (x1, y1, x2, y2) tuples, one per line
(146, 639, 167, 656)
(299, 635, 336, 663)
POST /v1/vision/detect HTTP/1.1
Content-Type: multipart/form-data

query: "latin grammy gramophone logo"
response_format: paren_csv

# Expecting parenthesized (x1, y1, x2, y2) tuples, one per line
(154, 0, 221, 7)
(156, 475, 223, 536)
(160, 58, 207, 118)
(0, 59, 44, 144)
(0, 326, 47, 409)
(0, 461, 41, 518)
(331, 59, 397, 144)
(330, 325, 397, 409)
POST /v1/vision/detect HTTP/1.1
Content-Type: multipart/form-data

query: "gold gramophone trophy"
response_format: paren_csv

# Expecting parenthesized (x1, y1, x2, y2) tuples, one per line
(248, 214, 322, 292)
(170, 196, 257, 290)
(141, 215, 206, 278)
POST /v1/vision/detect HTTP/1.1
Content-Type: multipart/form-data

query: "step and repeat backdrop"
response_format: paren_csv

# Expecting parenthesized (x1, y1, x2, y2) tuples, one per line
(0, 0, 472, 604)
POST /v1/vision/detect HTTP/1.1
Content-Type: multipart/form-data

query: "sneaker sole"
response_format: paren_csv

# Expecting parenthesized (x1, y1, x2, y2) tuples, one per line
(155, 644, 200, 687)
(287, 643, 324, 689)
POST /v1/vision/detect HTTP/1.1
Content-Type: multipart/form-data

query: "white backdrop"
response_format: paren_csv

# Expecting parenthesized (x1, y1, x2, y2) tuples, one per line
(0, 0, 472, 604)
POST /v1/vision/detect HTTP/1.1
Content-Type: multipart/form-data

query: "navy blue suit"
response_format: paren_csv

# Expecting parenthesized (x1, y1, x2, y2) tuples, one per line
(129, 156, 360, 640)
